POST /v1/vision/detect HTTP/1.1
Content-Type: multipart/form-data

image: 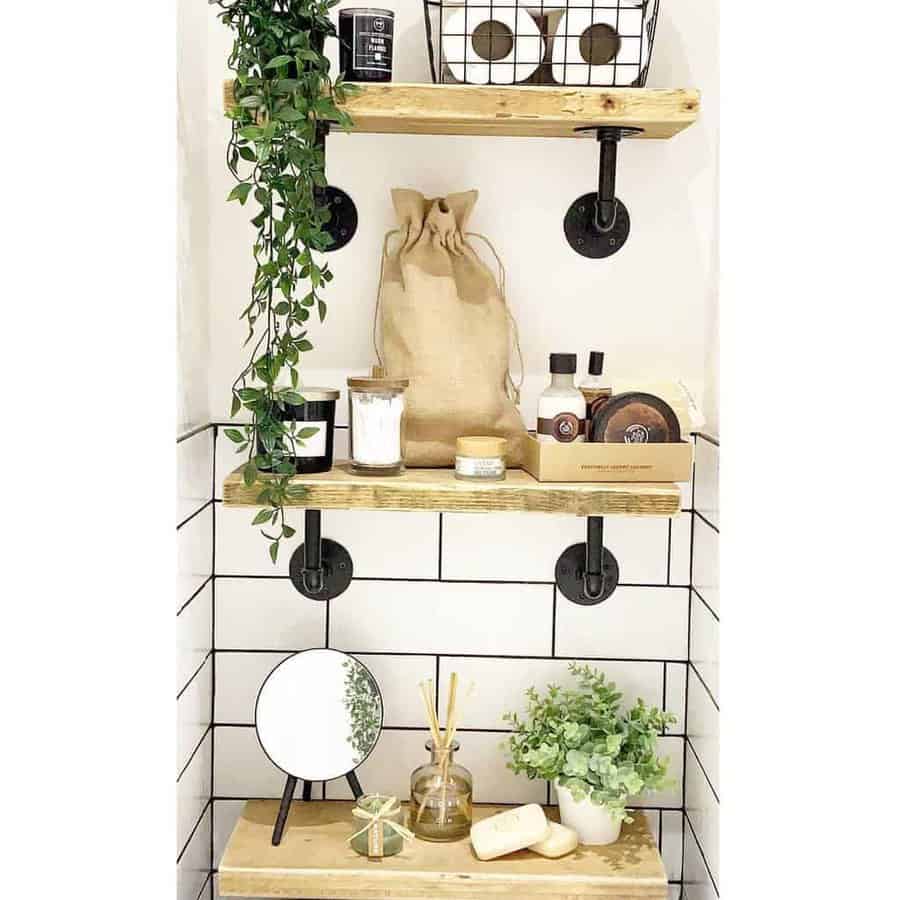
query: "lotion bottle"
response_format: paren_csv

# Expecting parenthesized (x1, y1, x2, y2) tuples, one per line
(579, 351, 612, 428)
(537, 353, 584, 443)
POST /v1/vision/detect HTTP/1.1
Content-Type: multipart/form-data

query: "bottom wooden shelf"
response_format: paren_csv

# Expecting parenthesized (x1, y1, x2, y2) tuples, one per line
(218, 800, 667, 899)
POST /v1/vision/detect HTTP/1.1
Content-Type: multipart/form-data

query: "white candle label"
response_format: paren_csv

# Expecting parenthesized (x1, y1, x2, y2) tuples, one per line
(283, 421, 327, 457)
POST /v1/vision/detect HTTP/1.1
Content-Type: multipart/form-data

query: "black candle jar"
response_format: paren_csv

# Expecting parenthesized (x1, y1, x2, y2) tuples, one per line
(257, 388, 340, 475)
(339, 8, 394, 82)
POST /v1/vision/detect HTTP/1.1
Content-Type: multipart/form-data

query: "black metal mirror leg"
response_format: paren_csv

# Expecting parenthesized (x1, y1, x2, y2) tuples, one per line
(289, 509, 354, 601)
(346, 770, 364, 800)
(555, 516, 620, 605)
(272, 775, 299, 846)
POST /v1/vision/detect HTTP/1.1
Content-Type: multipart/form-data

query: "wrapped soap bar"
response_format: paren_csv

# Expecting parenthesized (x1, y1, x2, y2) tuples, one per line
(470, 804, 550, 861)
(529, 821, 579, 858)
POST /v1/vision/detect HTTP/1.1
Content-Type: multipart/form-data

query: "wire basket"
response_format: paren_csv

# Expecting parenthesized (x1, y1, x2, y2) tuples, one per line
(424, 1, 660, 87)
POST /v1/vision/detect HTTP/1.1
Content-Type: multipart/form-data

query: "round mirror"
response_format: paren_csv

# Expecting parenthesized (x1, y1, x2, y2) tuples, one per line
(255, 648, 383, 782)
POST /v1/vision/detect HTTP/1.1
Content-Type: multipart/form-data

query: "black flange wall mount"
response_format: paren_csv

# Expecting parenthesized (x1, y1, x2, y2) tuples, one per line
(564, 126, 644, 259)
(315, 123, 358, 252)
(288, 509, 353, 600)
(555, 516, 620, 605)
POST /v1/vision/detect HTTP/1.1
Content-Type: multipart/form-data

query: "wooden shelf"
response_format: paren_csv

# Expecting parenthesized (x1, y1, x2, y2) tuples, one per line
(223, 462, 681, 517)
(218, 800, 667, 899)
(224, 82, 699, 140)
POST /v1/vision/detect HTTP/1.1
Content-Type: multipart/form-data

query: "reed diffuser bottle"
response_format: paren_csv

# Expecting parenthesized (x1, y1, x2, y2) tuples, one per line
(412, 673, 474, 841)
(410, 739, 473, 841)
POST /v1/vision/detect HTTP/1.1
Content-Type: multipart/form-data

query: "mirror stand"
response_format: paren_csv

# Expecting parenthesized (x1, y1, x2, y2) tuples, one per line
(271, 771, 365, 846)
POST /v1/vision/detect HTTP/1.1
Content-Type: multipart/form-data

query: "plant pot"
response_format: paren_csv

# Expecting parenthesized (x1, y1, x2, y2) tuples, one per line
(555, 781, 622, 845)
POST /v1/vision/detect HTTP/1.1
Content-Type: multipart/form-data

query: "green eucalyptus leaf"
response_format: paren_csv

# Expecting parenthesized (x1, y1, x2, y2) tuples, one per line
(252, 507, 273, 525)
(224, 428, 245, 444)
(265, 55, 293, 69)
(269, 541, 279, 564)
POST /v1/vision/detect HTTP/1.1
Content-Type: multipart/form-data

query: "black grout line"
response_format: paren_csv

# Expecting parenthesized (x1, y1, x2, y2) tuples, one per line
(215, 648, 690, 664)
(177, 651, 213, 701)
(684, 811, 720, 896)
(177, 725, 212, 783)
(681, 439, 697, 889)
(214, 573, 690, 589)
(177, 422, 214, 444)
(196, 870, 212, 900)
(666, 518, 673, 585)
(690, 585, 719, 622)
(177, 498, 215, 532)
(437, 512, 443, 580)
(694, 431, 719, 448)
(177, 574, 214, 617)
(176, 800, 212, 864)
(213, 722, 688, 738)
(662, 661, 668, 734)
(686, 738, 720, 804)
(210, 424, 218, 879)
(658, 808, 663, 858)
(688, 661, 719, 711)
(550, 585, 557, 656)
(694, 510, 719, 534)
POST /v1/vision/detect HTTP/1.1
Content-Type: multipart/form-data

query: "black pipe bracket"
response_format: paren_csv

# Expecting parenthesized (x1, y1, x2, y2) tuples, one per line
(564, 126, 644, 259)
(315, 122, 358, 252)
(555, 516, 620, 605)
(288, 509, 353, 601)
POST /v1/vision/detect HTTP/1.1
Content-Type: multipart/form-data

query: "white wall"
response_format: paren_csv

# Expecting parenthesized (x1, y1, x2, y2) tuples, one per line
(204, 0, 719, 422)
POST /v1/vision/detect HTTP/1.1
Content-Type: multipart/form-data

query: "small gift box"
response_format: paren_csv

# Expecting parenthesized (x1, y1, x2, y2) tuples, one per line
(348, 794, 414, 858)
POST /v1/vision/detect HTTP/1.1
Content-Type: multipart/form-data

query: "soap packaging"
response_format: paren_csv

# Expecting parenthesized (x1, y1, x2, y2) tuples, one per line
(470, 804, 551, 861)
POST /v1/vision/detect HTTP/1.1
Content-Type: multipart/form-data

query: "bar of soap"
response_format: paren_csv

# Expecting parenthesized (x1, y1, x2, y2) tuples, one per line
(470, 804, 550, 861)
(529, 821, 579, 858)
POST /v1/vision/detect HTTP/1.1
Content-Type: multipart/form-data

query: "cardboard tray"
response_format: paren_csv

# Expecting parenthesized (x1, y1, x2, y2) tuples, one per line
(522, 434, 693, 483)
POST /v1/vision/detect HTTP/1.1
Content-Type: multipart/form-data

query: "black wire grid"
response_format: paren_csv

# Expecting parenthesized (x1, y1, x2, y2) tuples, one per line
(424, 0, 660, 87)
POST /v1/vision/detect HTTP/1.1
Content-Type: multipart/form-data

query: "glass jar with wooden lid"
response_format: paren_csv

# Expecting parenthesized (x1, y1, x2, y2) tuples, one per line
(454, 436, 507, 482)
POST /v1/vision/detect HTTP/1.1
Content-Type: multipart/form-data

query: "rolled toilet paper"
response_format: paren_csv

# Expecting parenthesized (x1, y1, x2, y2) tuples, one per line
(551, 4, 650, 86)
(441, 5, 544, 84)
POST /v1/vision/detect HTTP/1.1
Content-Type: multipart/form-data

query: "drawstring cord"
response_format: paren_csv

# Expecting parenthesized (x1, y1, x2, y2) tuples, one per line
(467, 231, 524, 406)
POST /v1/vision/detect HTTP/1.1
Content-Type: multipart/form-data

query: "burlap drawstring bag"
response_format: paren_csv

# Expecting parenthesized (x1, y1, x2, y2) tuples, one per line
(374, 188, 527, 468)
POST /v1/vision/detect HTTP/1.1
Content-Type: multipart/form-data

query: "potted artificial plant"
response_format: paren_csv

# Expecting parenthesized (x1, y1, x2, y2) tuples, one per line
(504, 663, 676, 845)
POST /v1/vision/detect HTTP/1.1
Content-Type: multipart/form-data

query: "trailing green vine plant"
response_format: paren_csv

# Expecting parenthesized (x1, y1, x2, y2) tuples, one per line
(212, 0, 357, 562)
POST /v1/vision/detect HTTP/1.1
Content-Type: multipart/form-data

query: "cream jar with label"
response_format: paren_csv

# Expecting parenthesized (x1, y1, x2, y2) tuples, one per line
(454, 436, 507, 482)
(537, 353, 585, 443)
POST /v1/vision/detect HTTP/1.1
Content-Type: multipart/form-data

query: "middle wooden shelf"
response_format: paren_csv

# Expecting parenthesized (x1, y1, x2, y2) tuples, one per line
(222, 462, 682, 517)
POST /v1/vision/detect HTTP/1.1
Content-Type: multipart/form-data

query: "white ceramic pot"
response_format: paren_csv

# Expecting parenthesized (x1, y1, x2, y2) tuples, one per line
(555, 781, 622, 845)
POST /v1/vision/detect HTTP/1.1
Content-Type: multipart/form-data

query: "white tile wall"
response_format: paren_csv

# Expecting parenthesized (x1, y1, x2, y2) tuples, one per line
(685, 748, 719, 887)
(329, 580, 553, 656)
(691, 517, 719, 617)
(442, 513, 672, 585)
(665, 662, 687, 733)
(683, 821, 718, 900)
(216, 504, 439, 578)
(177, 731, 212, 855)
(178, 504, 213, 612)
(670, 513, 692, 585)
(689, 599, 719, 703)
(177, 582, 212, 692)
(555, 586, 689, 660)
(439, 656, 664, 730)
(176, 806, 211, 900)
(686, 668, 719, 796)
(215, 578, 326, 650)
(213, 800, 246, 867)
(693, 437, 719, 529)
(176, 426, 214, 899)
(647, 809, 685, 881)
(178, 427, 214, 525)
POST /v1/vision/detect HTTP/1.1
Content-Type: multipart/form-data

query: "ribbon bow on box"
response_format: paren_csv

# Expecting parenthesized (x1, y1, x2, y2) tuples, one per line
(348, 795, 415, 858)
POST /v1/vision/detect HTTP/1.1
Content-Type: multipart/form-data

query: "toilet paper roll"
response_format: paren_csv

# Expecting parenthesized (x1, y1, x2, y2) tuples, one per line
(441, 6, 544, 85)
(551, 4, 649, 86)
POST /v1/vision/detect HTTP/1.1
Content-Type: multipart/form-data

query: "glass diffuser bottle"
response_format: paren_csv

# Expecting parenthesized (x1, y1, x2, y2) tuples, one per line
(410, 740, 473, 841)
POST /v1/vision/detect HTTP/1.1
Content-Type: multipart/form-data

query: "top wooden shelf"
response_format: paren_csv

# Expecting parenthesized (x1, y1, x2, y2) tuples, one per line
(218, 800, 667, 899)
(223, 82, 700, 140)
(223, 462, 681, 517)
